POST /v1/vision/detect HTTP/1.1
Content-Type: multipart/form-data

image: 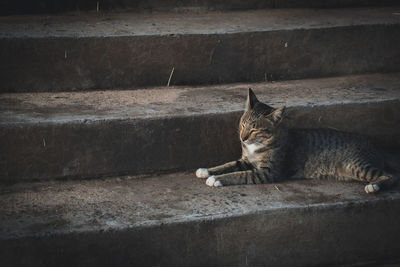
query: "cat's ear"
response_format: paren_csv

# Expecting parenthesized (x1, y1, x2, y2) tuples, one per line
(268, 106, 286, 124)
(246, 88, 259, 110)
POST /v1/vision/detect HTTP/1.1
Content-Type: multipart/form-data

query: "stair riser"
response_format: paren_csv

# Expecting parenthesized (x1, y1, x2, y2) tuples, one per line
(1, 199, 399, 266)
(1, 100, 399, 182)
(1, 0, 399, 15)
(2, 25, 400, 92)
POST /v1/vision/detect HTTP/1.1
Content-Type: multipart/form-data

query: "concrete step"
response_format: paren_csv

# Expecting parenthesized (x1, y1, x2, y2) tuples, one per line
(1, 7, 400, 92)
(1, 73, 400, 182)
(1, 0, 399, 15)
(1, 171, 400, 266)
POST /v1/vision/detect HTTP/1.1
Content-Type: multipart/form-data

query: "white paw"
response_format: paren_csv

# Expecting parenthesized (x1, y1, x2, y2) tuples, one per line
(206, 176, 216, 186)
(196, 168, 209, 179)
(214, 180, 223, 187)
(206, 176, 223, 187)
(365, 184, 380, 194)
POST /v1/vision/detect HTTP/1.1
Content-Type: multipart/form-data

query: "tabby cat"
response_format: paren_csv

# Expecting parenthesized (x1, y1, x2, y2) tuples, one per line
(196, 88, 398, 193)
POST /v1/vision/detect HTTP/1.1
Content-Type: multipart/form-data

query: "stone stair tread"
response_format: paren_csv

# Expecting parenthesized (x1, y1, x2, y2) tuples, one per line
(2, 7, 400, 91)
(1, 7, 400, 39)
(1, 170, 399, 241)
(1, 72, 400, 126)
(1, 73, 399, 182)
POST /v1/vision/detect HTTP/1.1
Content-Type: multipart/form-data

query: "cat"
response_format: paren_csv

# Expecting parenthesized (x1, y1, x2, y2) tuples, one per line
(196, 88, 398, 193)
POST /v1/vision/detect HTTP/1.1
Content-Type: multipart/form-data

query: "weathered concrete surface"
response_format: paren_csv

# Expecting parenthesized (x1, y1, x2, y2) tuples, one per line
(1, 73, 400, 182)
(1, 172, 400, 266)
(1, 8, 400, 91)
(2, 0, 400, 15)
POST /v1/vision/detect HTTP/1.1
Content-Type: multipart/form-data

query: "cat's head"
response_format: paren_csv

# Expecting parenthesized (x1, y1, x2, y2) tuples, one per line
(239, 88, 286, 145)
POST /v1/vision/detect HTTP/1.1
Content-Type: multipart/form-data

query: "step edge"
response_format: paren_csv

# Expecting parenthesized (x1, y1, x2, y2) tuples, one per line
(1, 190, 399, 241)
(1, 98, 398, 127)
(2, 21, 400, 39)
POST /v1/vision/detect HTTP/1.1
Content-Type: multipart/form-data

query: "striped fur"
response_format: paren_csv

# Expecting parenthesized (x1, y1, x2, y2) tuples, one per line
(196, 88, 398, 193)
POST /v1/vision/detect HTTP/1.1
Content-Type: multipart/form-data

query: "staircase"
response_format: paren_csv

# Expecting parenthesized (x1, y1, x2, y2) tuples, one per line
(1, 1, 400, 266)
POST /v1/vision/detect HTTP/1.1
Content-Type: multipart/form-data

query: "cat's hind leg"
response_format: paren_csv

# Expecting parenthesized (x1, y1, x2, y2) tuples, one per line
(343, 163, 399, 193)
(364, 173, 399, 193)
(196, 159, 251, 179)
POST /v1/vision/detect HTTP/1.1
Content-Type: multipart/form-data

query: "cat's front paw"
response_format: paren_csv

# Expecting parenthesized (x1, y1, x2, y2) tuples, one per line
(206, 176, 223, 187)
(365, 183, 380, 194)
(196, 168, 209, 179)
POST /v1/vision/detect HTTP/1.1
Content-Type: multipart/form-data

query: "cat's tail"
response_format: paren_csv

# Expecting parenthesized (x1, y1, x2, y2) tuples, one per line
(384, 152, 400, 174)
